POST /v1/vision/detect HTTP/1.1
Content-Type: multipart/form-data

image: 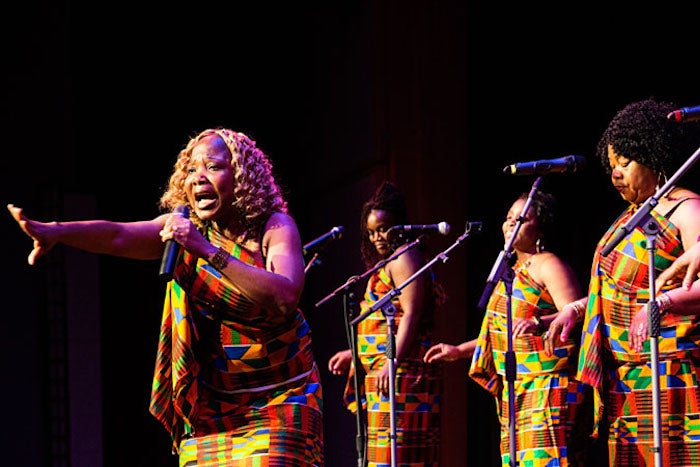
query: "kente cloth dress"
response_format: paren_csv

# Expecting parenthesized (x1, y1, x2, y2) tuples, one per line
(578, 203, 700, 466)
(469, 261, 591, 467)
(343, 267, 444, 467)
(149, 230, 324, 466)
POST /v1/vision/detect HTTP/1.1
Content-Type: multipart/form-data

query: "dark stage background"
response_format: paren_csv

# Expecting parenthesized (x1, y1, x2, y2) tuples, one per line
(3, 2, 700, 466)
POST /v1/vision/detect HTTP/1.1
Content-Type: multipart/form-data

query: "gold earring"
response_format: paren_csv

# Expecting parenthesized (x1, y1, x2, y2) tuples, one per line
(657, 172, 668, 191)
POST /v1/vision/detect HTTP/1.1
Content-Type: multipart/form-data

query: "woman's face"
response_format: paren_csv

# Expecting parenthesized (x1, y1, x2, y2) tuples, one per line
(184, 135, 236, 222)
(366, 209, 395, 257)
(607, 145, 658, 205)
(502, 198, 539, 252)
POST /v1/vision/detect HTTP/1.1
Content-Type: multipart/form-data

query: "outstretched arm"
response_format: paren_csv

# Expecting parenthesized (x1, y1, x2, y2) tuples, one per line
(8, 203, 167, 264)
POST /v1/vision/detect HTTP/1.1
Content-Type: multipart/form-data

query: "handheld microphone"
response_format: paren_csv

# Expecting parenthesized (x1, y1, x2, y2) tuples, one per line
(667, 105, 700, 122)
(389, 222, 450, 235)
(303, 226, 344, 257)
(503, 155, 586, 176)
(159, 205, 189, 281)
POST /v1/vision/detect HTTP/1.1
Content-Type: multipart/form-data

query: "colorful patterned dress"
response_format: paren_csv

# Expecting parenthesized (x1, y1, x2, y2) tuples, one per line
(149, 230, 324, 466)
(343, 267, 443, 467)
(470, 261, 591, 467)
(577, 204, 700, 466)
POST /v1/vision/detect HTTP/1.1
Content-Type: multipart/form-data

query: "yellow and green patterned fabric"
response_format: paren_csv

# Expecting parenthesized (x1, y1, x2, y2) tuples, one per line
(470, 262, 591, 466)
(344, 266, 444, 467)
(150, 229, 324, 466)
(578, 203, 700, 466)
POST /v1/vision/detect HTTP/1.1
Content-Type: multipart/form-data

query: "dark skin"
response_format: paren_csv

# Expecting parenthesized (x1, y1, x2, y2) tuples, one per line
(425, 197, 581, 362)
(328, 208, 430, 396)
(546, 145, 700, 353)
(7, 134, 305, 315)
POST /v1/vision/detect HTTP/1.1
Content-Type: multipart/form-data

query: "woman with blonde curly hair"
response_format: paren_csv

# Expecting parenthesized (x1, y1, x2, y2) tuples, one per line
(8, 128, 324, 466)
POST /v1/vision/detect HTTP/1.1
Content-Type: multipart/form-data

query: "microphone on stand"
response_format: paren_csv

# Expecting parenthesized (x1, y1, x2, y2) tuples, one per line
(159, 205, 189, 281)
(503, 155, 586, 176)
(667, 105, 700, 122)
(303, 226, 344, 257)
(389, 222, 451, 235)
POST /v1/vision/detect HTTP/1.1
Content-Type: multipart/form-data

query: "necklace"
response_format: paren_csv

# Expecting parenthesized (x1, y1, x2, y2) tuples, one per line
(517, 251, 537, 269)
(516, 257, 531, 271)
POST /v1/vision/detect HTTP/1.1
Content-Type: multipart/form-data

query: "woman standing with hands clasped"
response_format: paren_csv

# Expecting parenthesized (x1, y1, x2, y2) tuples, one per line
(425, 190, 592, 467)
(327, 180, 445, 467)
(8, 128, 324, 466)
(547, 98, 700, 465)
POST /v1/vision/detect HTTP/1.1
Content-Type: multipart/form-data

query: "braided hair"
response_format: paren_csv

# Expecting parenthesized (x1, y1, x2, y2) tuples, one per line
(359, 181, 411, 269)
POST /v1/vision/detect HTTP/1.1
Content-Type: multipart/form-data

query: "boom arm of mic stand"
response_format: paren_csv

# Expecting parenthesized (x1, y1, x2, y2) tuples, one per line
(600, 198, 658, 257)
(351, 221, 479, 326)
(601, 144, 700, 257)
(347, 221, 480, 467)
(315, 237, 423, 309)
(304, 252, 320, 274)
(478, 177, 543, 310)
(477, 249, 510, 310)
(476, 171, 541, 466)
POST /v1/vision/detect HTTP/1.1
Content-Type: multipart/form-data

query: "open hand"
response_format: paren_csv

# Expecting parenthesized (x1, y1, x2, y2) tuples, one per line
(7, 204, 57, 265)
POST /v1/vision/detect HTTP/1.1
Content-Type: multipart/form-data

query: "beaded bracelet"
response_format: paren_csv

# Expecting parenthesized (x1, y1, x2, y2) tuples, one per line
(210, 246, 230, 271)
(656, 293, 674, 314)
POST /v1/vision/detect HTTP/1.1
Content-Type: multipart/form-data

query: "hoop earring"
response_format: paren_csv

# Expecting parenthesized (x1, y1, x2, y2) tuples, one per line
(657, 172, 668, 191)
(536, 238, 543, 253)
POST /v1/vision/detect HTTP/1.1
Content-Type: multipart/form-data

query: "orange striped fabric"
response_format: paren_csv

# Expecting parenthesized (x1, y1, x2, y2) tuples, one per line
(577, 204, 700, 466)
(344, 267, 444, 467)
(470, 263, 591, 466)
(150, 229, 323, 466)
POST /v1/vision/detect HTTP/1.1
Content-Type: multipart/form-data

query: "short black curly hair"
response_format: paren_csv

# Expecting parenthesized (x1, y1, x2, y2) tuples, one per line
(596, 98, 700, 179)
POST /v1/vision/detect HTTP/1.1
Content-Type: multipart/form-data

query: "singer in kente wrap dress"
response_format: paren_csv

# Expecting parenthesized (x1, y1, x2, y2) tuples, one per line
(577, 202, 700, 466)
(575, 98, 700, 466)
(150, 229, 324, 465)
(7, 128, 324, 466)
(468, 192, 591, 467)
(328, 181, 445, 467)
(348, 266, 445, 466)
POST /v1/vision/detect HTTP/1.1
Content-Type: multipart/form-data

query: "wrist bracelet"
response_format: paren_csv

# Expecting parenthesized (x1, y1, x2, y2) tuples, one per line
(571, 301, 585, 322)
(210, 246, 230, 271)
(656, 293, 674, 314)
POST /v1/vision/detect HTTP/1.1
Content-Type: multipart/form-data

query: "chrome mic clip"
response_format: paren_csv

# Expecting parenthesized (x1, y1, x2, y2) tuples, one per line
(466, 221, 483, 234)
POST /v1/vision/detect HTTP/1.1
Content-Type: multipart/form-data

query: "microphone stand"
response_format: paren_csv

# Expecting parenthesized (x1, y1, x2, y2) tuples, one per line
(303, 226, 345, 274)
(304, 251, 321, 274)
(477, 177, 544, 467)
(642, 222, 663, 467)
(597, 145, 700, 467)
(317, 272, 367, 467)
(600, 145, 700, 257)
(340, 282, 366, 467)
(315, 236, 425, 467)
(350, 221, 482, 467)
(315, 235, 425, 308)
